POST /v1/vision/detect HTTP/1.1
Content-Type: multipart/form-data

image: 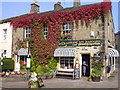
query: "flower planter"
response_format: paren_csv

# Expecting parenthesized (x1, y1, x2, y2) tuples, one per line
(92, 76, 100, 82)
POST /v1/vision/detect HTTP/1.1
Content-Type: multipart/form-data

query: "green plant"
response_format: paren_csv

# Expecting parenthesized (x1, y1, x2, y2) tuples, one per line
(48, 58, 58, 71)
(20, 69, 28, 72)
(2, 58, 14, 71)
(36, 65, 42, 74)
(30, 56, 36, 71)
(91, 56, 104, 77)
(88, 76, 92, 79)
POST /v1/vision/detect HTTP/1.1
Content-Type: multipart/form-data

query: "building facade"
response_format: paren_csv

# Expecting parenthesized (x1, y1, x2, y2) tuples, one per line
(0, 22, 12, 58)
(0, 0, 119, 79)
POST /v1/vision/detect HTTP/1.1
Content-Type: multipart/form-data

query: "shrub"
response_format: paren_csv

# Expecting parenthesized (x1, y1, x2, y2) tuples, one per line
(48, 58, 58, 71)
(36, 65, 42, 75)
(2, 58, 14, 71)
(30, 56, 36, 71)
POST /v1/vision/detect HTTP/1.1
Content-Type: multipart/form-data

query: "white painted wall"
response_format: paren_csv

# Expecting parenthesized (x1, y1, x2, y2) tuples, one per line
(0, 22, 12, 58)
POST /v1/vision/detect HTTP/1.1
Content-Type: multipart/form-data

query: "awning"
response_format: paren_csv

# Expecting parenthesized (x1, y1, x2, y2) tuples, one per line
(18, 48, 31, 56)
(108, 48, 119, 57)
(54, 48, 76, 57)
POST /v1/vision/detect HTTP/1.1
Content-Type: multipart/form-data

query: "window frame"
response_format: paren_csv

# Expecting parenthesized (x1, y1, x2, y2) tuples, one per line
(62, 22, 72, 35)
(43, 25, 48, 39)
(3, 29, 7, 40)
(60, 57, 74, 69)
(25, 27, 31, 38)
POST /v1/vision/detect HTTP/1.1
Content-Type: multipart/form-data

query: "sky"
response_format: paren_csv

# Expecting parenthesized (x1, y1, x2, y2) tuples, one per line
(0, 0, 119, 33)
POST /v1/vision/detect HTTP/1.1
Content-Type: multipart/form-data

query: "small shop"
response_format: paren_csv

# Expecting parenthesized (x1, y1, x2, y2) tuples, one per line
(54, 39, 102, 78)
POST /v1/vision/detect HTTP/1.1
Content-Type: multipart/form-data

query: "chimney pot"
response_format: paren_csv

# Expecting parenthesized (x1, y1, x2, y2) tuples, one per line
(30, 0, 40, 13)
(57, 2, 61, 5)
(54, 2, 63, 11)
(73, 0, 80, 7)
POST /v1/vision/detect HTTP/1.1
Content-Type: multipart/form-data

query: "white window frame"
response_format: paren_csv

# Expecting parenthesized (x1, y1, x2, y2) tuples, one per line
(60, 57, 74, 70)
(25, 27, 31, 38)
(3, 29, 7, 40)
(44, 25, 48, 39)
(62, 22, 72, 35)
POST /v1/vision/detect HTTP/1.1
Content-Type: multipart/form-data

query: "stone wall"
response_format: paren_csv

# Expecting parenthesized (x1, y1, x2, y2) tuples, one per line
(12, 27, 24, 59)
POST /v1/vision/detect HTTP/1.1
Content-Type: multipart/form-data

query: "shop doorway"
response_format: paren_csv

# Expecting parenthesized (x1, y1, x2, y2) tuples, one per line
(82, 54, 90, 77)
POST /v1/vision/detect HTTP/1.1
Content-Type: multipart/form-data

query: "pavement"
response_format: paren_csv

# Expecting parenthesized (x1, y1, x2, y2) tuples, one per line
(0, 63, 119, 88)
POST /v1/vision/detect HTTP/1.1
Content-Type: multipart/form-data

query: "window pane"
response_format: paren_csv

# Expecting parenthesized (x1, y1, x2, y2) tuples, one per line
(60, 57, 74, 69)
(62, 23, 72, 39)
(3, 29, 7, 40)
(44, 25, 48, 39)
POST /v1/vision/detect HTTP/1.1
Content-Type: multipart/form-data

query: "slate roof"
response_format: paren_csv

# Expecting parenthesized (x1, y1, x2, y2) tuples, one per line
(0, 2, 99, 24)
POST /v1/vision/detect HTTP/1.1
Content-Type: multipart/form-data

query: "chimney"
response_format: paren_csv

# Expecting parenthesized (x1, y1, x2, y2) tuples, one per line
(54, 2, 63, 11)
(30, 0, 40, 13)
(73, 0, 80, 7)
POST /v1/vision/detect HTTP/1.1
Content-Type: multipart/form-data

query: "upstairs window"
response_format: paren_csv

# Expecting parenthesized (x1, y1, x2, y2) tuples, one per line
(43, 25, 48, 39)
(62, 22, 72, 34)
(61, 22, 72, 39)
(3, 29, 7, 40)
(25, 27, 31, 38)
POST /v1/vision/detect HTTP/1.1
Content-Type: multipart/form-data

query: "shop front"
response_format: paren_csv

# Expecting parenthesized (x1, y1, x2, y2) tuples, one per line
(54, 39, 103, 78)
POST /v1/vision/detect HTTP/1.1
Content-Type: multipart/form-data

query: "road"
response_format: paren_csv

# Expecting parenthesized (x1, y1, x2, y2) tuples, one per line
(1, 64, 119, 88)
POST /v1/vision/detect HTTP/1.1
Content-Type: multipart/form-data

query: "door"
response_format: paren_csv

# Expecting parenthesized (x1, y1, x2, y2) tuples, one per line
(82, 54, 90, 77)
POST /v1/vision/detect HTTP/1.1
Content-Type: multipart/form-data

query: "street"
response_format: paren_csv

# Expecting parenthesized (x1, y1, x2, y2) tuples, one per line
(1, 68, 119, 88)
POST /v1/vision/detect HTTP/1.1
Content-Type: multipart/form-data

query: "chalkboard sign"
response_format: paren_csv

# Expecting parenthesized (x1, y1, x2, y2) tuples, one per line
(74, 69, 80, 79)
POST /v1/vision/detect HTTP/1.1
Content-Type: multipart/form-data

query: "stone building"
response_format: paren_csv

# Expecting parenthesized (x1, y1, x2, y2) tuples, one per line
(0, 0, 119, 79)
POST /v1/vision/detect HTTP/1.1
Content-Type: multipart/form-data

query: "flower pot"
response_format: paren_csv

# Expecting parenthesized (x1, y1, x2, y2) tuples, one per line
(92, 76, 101, 82)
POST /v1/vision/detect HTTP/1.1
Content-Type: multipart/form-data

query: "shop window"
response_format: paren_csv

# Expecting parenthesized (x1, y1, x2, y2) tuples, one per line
(25, 27, 31, 38)
(43, 25, 48, 39)
(60, 57, 74, 69)
(3, 29, 7, 40)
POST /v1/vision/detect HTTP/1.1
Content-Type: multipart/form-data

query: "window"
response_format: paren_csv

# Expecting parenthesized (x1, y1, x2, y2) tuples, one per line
(3, 29, 7, 40)
(62, 23, 72, 34)
(44, 25, 48, 39)
(25, 27, 31, 38)
(60, 57, 74, 69)
(2, 50, 7, 57)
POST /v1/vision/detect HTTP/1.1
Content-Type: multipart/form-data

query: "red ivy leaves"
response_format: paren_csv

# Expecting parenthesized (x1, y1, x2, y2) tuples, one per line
(11, 1, 111, 64)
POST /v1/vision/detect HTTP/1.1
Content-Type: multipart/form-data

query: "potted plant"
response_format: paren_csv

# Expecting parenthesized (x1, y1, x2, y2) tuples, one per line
(91, 56, 104, 82)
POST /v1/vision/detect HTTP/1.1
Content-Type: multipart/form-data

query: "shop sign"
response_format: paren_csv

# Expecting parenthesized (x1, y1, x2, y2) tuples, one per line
(74, 69, 80, 79)
(59, 39, 103, 47)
